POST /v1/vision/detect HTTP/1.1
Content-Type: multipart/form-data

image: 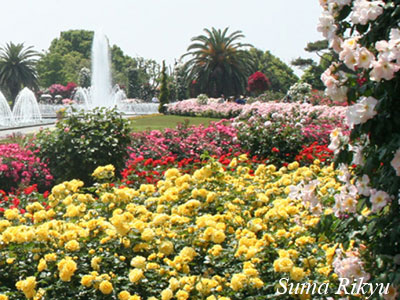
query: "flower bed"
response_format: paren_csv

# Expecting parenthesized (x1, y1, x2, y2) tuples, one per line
(167, 99, 348, 121)
(0, 144, 53, 193)
(128, 120, 240, 161)
(0, 159, 352, 299)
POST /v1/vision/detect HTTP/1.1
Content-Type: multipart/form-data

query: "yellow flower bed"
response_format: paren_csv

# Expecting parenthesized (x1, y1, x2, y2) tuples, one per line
(0, 160, 344, 299)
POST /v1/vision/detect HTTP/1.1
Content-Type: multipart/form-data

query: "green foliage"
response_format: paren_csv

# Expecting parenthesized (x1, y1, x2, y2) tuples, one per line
(49, 30, 94, 58)
(247, 48, 298, 94)
(291, 40, 336, 91)
(172, 61, 189, 100)
(246, 91, 286, 104)
(304, 40, 329, 52)
(127, 58, 161, 101)
(127, 68, 141, 98)
(158, 61, 169, 113)
(183, 27, 252, 97)
(300, 64, 326, 90)
(36, 52, 68, 87)
(37, 30, 93, 87)
(32, 108, 131, 185)
(0, 42, 39, 106)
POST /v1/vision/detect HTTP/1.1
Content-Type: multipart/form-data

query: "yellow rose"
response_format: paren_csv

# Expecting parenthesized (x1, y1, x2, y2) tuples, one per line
(141, 228, 155, 242)
(211, 230, 226, 244)
(179, 247, 196, 261)
(250, 277, 264, 288)
(81, 274, 95, 287)
(129, 268, 143, 283)
(130, 256, 146, 269)
(230, 273, 247, 291)
(161, 288, 173, 300)
(15, 276, 36, 299)
(57, 257, 77, 282)
(165, 168, 180, 180)
(0, 294, 9, 300)
(169, 277, 180, 291)
(159, 240, 174, 255)
(290, 267, 305, 281)
(4, 208, 19, 220)
(176, 290, 189, 300)
(6, 258, 15, 264)
(273, 257, 293, 273)
(99, 280, 113, 294)
(91, 256, 101, 271)
(44, 253, 57, 262)
(37, 259, 47, 272)
(118, 291, 131, 300)
(65, 240, 80, 252)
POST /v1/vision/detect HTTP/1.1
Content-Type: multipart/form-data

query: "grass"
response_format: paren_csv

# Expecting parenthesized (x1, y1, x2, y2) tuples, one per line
(0, 114, 221, 144)
(128, 114, 221, 132)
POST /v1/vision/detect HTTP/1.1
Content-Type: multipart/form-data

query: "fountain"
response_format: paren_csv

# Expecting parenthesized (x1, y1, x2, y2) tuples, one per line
(71, 30, 158, 114)
(0, 90, 14, 127)
(0, 88, 45, 128)
(0, 30, 158, 128)
(12, 87, 42, 125)
(90, 30, 114, 108)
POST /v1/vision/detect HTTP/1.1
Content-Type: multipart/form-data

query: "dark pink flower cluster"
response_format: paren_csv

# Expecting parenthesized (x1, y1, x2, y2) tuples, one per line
(128, 120, 241, 161)
(48, 82, 77, 99)
(0, 144, 53, 192)
(247, 71, 270, 94)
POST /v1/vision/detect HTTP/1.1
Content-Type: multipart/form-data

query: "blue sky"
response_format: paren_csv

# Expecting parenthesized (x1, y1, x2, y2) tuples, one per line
(0, 0, 323, 75)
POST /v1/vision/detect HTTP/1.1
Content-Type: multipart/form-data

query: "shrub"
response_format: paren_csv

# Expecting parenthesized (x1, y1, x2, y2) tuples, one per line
(32, 107, 131, 185)
(196, 93, 209, 105)
(247, 71, 270, 96)
(286, 82, 312, 102)
(0, 144, 53, 193)
(235, 115, 305, 165)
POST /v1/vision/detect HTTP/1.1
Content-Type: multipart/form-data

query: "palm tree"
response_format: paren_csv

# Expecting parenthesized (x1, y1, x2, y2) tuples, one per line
(182, 27, 252, 98)
(0, 42, 39, 106)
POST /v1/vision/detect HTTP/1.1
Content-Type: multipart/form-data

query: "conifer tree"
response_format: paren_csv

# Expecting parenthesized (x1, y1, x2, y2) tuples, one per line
(158, 60, 169, 113)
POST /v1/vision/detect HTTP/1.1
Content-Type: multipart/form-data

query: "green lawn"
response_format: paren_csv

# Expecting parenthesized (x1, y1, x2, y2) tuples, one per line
(0, 115, 221, 144)
(128, 114, 220, 132)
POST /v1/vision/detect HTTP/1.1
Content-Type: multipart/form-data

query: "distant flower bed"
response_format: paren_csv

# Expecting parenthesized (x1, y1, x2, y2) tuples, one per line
(167, 99, 347, 121)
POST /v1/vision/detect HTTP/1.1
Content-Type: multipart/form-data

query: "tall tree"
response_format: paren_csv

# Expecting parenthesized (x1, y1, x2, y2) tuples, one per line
(0, 42, 39, 106)
(158, 61, 169, 113)
(291, 40, 335, 90)
(182, 27, 252, 97)
(247, 48, 298, 93)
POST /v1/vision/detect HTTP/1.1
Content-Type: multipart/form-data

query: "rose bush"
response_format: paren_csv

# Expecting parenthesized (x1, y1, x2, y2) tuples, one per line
(233, 106, 347, 165)
(317, 0, 400, 293)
